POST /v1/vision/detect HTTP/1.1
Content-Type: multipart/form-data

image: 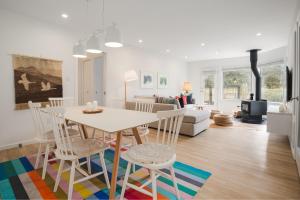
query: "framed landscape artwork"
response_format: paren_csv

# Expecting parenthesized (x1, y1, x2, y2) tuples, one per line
(158, 73, 168, 89)
(12, 55, 63, 110)
(140, 71, 154, 88)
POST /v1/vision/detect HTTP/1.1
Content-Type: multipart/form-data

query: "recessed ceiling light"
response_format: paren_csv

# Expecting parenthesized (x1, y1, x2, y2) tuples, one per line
(138, 39, 143, 43)
(166, 49, 170, 53)
(256, 32, 262, 37)
(216, 51, 219, 55)
(61, 13, 69, 19)
(201, 43, 206, 47)
(184, 56, 188, 59)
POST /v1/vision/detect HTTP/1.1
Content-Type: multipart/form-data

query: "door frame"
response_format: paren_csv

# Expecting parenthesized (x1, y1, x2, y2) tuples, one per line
(77, 53, 106, 105)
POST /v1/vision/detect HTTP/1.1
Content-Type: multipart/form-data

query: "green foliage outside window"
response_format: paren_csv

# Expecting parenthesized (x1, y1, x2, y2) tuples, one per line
(223, 70, 251, 99)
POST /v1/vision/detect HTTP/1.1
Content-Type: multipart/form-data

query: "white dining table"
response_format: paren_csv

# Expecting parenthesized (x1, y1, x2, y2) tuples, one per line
(64, 106, 158, 199)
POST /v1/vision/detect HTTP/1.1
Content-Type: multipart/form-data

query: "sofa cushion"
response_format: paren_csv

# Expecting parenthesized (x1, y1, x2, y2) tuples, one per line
(162, 97, 176, 104)
(186, 94, 193, 104)
(183, 110, 210, 124)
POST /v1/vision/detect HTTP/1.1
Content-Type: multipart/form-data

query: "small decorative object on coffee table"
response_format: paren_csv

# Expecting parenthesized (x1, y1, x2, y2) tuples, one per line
(213, 114, 233, 126)
(210, 110, 221, 119)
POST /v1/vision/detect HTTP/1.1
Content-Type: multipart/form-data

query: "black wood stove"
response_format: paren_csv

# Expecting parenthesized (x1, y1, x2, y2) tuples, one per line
(241, 49, 267, 124)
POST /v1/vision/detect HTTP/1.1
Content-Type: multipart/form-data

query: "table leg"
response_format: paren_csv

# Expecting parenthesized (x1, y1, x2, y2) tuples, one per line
(80, 124, 89, 139)
(132, 127, 142, 144)
(109, 131, 122, 200)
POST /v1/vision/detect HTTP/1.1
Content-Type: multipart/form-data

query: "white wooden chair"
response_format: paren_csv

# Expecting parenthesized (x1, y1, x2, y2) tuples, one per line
(120, 109, 185, 200)
(49, 97, 81, 130)
(48, 97, 74, 107)
(49, 108, 110, 200)
(122, 101, 154, 143)
(28, 101, 83, 180)
(28, 101, 56, 179)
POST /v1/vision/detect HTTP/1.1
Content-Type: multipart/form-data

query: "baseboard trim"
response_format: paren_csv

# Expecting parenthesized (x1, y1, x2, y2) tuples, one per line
(0, 138, 38, 151)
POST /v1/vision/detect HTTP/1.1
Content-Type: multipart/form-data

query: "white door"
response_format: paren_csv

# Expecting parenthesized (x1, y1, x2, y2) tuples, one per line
(83, 60, 94, 104)
(93, 57, 104, 105)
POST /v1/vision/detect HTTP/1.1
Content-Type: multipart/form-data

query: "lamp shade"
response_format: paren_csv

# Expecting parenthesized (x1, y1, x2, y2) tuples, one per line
(183, 81, 192, 92)
(105, 23, 123, 48)
(86, 34, 103, 54)
(72, 41, 87, 58)
(125, 70, 138, 82)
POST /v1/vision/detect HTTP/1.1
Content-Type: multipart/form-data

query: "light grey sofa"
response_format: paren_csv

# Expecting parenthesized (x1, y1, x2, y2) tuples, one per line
(125, 101, 210, 136)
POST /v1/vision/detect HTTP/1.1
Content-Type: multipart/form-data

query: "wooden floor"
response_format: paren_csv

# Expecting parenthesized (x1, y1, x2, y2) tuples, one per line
(0, 121, 300, 199)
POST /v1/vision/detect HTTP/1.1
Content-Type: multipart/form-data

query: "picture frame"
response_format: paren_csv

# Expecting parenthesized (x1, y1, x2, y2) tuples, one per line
(158, 73, 168, 89)
(12, 54, 63, 110)
(140, 71, 154, 88)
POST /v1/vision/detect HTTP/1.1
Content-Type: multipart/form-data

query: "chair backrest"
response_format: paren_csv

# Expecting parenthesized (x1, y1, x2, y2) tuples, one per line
(156, 109, 185, 148)
(28, 101, 45, 139)
(49, 107, 74, 158)
(135, 101, 154, 128)
(49, 97, 74, 107)
(135, 101, 154, 113)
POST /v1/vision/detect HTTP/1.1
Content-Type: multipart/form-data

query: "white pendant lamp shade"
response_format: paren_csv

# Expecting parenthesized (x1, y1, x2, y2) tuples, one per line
(86, 34, 103, 53)
(105, 24, 123, 48)
(72, 41, 87, 58)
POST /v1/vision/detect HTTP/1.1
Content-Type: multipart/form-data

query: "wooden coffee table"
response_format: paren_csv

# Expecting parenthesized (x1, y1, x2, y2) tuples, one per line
(213, 114, 233, 126)
(210, 110, 221, 119)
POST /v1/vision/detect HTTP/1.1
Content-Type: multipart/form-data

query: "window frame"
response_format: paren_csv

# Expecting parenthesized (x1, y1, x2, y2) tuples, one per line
(222, 67, 253, 100)
(259, 61, 286, 104)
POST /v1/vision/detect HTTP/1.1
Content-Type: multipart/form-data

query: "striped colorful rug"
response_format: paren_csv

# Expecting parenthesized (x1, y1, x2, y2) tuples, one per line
(0, 148, 211, 199)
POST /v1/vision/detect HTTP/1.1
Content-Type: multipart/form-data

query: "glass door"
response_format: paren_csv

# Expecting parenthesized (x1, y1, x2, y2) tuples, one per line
(201, 71, 217, 108)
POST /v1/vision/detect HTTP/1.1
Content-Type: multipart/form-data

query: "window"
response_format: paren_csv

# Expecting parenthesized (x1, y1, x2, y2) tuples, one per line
(223, 69, 251, 100)
(260, 64, 286, 103)
(203, 72, 216, 105)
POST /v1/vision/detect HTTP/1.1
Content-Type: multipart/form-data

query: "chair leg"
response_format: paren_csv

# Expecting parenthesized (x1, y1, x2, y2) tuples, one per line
(77, 124, 84, 139)
(34, 143, 42, 169)
(68, 160, 76, 200)
(144, 134, 149, 143)
(99, 152, 110, 189)
(42, 144, 50, 179)
(170, 166, 181, 200)
(87, 156, 91, 174)
(120, 162, 132, 200)
(92, 129, 96, 138)
(54, 159, 65, 192)
(150, 170, 157, 200)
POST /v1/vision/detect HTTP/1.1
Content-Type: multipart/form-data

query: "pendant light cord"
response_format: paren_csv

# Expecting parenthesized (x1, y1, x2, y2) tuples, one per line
(102, 0, 105, 31)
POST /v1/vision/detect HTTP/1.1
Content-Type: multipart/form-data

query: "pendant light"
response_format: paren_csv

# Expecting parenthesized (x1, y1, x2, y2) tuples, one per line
(105, 23, 123, 48)
(86, 34, 102, 53)
(85, 0, 103, 54)
(72, 41, 87, 58)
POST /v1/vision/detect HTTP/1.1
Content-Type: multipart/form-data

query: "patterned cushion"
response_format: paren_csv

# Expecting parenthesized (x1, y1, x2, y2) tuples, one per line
(162, 97, 176, 104)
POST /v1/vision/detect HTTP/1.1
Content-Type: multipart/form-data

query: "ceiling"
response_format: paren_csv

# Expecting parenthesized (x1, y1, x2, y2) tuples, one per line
(0, 0, 298, 61)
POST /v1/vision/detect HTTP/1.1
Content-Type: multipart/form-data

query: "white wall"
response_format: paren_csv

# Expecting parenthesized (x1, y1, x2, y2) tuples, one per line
(187, 47, 286, 113)
(0, 9, 78, 149)
(104, 46, 187, 108)
(0, 9, 187, 149)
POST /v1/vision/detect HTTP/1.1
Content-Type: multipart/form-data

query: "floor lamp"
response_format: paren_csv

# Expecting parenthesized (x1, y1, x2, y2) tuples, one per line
(124, 70, 138, 106)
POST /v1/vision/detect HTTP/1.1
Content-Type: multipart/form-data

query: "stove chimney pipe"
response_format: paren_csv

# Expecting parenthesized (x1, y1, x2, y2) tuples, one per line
(247, 49, 261, 101)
